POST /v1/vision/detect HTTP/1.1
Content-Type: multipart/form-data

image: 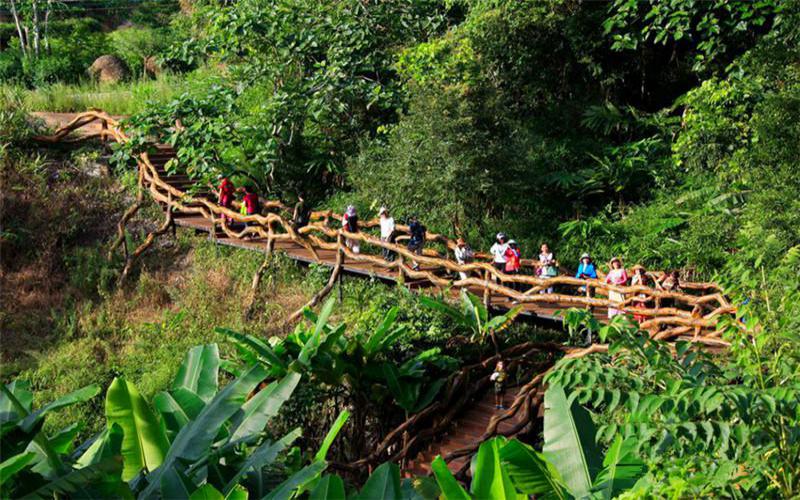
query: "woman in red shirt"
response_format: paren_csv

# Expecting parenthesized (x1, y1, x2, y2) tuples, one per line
(504, 240, 522, 299)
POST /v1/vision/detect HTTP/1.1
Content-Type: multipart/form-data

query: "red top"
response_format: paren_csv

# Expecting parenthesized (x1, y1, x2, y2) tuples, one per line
(243, 192, 259, 214)
(504, 247, 521, 272)
(219, 178, 234, 196)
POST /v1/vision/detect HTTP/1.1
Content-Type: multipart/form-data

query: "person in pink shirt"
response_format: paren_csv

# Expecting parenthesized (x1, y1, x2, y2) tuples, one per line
(605, 257, 628, 319)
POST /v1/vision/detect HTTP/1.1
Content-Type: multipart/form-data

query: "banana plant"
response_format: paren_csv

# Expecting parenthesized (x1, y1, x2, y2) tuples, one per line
(419, 290, 522, 353)
(427, 384, 645, 500)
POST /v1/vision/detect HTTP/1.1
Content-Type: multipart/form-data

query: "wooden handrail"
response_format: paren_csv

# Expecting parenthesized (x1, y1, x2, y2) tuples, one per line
(37, 111, 736, 343)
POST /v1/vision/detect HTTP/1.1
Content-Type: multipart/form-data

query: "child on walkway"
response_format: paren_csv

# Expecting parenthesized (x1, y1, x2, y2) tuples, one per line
(490, 360, 508, 410)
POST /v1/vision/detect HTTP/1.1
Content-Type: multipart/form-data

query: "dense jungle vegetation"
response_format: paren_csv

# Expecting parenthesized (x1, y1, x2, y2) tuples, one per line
(2, 0, 799, 498)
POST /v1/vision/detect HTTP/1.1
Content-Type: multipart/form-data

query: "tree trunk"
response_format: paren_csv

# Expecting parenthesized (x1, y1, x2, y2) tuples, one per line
(9, 0, 28, 56)
(31, 0, 41, 57)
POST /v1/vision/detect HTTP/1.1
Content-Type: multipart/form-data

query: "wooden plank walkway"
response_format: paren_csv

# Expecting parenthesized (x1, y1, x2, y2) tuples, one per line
(172, 213, 593, 324)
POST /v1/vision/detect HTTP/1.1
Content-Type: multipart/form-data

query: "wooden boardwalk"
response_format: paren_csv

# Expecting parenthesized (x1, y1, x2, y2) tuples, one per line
(36, 111, 740, 477)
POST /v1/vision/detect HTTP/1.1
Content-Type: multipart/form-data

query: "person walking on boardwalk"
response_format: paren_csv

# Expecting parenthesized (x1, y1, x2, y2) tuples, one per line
(605, 257, 628, 318)
(454, 237, 474, 280)
(490, 233, 509, 281)
(239, 185, 261, 233)
(630, 264, 650, 323)
(407, 215, 426, 271)
(217, 175, 235, 224)
(490, 360, 508, 410)
(342, 205, 360, 254)
(291, 194, 311, 230)
(575, 253, 598, 294)
(379, 207, 396, 261)
(504, 240, 522, 300)
(538, 243, 558, 294)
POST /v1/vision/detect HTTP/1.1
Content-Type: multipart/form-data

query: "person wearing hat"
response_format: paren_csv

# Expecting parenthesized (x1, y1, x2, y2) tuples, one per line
(217, 174, 235, 224)
(605, 257, 629, 318)
(342, 205, 360, 254)
(454, 237, 474, 280)
(630, 264, 650, 323)
(490, 233, 509, 280)
(575, 253, 598, 280)
(378, 207, 396, 261)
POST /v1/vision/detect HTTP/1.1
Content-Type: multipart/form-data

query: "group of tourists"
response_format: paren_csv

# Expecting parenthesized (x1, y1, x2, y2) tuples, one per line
(215, 180, 683, 322)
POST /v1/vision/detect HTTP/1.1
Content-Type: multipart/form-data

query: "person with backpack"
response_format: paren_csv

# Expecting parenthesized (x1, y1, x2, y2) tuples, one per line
(342, 205, 360, 254)
(407, 215, 426, 271)
(379, 207, 396, 261)
(238, 185, 261, 234)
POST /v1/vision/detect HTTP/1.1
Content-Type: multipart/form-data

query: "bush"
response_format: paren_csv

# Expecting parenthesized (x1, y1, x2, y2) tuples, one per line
(109, 26, 173, 78)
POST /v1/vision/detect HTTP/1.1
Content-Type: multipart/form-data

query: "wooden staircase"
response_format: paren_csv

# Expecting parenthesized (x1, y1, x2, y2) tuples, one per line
(404, 386, 532, 477)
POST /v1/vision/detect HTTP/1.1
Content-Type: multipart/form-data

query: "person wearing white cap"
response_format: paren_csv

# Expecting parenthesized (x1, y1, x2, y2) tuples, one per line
(378, 207, 395, 261)
(489, 233, 509, 281)
(342, 205, 360, 254)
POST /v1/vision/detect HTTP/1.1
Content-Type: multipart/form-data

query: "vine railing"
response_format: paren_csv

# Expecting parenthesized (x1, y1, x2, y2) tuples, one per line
(37, 110, 735, 346)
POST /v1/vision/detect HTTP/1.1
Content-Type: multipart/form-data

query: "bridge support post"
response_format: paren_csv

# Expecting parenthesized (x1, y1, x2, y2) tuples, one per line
(483, 269, 491, 310)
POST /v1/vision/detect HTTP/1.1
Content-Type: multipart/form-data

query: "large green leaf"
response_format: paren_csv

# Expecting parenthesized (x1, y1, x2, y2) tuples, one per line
(297, 298, 336, 366)
(222, 428, 301, 495)
(76, 424, 124, 468)
(471, 437, 519, 499)
(0, 452, 36, 486)
(364, 307, 402, 357)
(153, 388, 205, 440)
(357, 462, 402, 500)
(592, 435, 645, 499)
(309, 474, 345, 500)
(418, 295, 468, 328)
(499, 439, 568, 499)
(173, 344, 220, 403)
(543, 385, 602, 499)
(139, 364, 268, 499)
(105, 378, 169, 481)
(314, 410, 350, 462)
(430, 456, 470, 500)
(229, 372, 301, 441)
(215, 328, 288, 373)
(0, 380, 33, 425)
(20, 385, 101, 433)
(19, 456, 125, 499)
(382, 364, 420, 412)
(263, 460, 328, 500)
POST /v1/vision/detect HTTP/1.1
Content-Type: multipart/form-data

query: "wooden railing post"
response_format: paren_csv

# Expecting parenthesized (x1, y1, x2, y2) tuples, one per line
(483, 268, 491, 310)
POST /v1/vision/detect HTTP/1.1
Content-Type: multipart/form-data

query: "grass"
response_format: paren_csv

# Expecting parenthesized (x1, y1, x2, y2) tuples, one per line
(0, 64, 223, 115)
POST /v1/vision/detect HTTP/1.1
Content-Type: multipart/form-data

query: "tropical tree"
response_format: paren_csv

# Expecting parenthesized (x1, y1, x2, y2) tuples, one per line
(419, 290, 522, 354)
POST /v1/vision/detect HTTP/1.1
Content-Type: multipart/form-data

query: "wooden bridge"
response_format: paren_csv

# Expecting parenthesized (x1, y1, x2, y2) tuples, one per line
(36, 111, 738, 477)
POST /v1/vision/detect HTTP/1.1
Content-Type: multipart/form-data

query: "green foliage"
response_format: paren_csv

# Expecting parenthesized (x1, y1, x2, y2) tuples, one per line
(545, 315, 800, 497)
(108, 26, 174, 78)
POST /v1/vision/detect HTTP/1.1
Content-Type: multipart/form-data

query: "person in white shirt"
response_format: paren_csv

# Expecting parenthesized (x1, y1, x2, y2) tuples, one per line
(378, 207, 395, 261)
(454, 237, 474, 280)
(489, 233, 508, 281)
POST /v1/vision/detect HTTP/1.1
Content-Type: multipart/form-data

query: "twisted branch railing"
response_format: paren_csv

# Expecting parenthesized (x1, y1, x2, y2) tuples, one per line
(36, 110, 735, 344)
(37, 111, 742, 473)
